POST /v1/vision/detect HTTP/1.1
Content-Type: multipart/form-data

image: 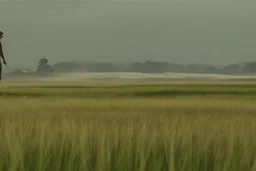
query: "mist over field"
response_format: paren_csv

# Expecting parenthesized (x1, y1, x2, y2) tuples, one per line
(1, 0, 256, 71)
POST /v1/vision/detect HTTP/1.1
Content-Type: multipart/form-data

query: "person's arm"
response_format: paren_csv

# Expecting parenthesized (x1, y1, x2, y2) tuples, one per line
(0, 42, 7, 65)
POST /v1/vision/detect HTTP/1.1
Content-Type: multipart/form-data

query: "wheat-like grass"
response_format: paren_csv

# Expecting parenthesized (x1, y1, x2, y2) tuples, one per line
(0, 82, 256, 171)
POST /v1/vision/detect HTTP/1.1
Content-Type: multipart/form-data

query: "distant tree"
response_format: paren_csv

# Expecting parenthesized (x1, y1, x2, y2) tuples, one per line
(245, 61, 256, 74)
(222, 64, 240, 75)
(37, 58, 54, 74)
(53, 61, 86, 73)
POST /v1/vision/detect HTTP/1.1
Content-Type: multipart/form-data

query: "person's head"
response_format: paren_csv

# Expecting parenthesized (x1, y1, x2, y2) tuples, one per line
(0, 31, 3, 39)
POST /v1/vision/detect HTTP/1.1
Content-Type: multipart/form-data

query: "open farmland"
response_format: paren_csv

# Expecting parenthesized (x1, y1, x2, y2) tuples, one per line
(1, 79, 256, 171)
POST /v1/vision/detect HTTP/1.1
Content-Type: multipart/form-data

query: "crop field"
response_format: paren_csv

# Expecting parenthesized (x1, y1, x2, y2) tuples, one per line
(1, 81, 256, 171)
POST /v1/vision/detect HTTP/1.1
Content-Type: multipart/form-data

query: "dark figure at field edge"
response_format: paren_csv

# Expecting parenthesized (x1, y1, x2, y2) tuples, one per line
(0, 31, 7, 80)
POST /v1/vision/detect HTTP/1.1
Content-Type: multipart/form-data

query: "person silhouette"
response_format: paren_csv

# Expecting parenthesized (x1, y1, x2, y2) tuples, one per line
(0, 31, 7, 80)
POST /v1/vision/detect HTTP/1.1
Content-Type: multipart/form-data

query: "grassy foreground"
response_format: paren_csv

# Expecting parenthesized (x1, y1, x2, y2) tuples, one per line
(0, 82, 256, 171)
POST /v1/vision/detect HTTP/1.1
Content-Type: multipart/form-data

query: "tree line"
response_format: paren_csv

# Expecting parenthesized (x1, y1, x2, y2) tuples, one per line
(8, 59, 256, 75)
(51, 60, 256, 75)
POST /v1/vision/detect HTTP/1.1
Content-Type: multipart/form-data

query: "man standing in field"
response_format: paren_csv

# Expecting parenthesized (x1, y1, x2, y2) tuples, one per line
(0, 31, 7, 81)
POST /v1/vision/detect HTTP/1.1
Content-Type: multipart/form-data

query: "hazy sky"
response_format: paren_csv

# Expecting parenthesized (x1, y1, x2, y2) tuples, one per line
(1, 0, 256, 69)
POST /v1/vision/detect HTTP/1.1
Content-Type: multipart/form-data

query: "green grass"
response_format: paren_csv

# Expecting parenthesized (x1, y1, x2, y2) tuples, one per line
(1, 83, 256, 98)
(0, 82, 256, 171)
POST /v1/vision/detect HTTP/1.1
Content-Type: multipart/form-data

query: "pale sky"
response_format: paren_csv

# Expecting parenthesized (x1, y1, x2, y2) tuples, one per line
(1, 0, 256, 69)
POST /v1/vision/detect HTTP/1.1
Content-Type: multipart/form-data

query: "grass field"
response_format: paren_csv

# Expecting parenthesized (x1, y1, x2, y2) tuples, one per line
(1, 81, 256, 171)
